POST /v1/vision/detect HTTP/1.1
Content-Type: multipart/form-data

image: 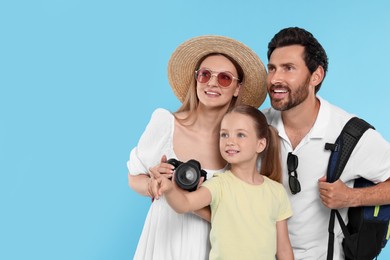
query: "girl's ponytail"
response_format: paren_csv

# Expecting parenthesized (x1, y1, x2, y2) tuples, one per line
(260, 125, 282, 183)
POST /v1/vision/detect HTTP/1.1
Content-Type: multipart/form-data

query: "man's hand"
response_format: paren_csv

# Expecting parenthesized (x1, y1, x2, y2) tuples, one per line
(318, 176, 354, 209)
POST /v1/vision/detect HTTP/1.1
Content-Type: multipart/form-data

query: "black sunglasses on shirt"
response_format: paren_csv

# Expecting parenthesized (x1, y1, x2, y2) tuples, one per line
(287, 152, 301, 195)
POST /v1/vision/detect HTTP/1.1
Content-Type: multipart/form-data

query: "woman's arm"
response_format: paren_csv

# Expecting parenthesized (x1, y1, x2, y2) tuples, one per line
(129, 155, 174, 198)
(276, 219, 294, 260)
(128, 173, 153, 197)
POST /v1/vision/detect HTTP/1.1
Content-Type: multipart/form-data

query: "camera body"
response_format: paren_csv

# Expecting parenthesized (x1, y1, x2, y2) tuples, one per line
(167, 158, 207, 192)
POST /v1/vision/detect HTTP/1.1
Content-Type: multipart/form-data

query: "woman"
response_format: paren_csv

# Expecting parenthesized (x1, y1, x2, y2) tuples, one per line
(127, 35, 267, 260)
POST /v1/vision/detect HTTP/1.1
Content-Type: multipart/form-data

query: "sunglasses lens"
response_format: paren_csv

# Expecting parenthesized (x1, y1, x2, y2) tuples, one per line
(197, 69, 211, 83)
(287, 153, 298, 172)
(289, 175, 301, 194)
(217, 72, 233, 87)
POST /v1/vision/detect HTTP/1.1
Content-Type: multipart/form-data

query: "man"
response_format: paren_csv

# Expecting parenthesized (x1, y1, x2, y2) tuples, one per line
(263, 27, 390, 259)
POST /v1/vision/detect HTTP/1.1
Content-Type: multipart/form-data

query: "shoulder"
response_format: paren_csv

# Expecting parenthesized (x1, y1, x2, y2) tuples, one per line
(312, 97, 354, 139)
(319, 97, 353, 125)
(202, 171, 231, 187)
(263, 176, 284, 189)
(145, 108, 174, 131)
(263, 177, 289, 197)
(136, 107, 174, 151)
(151, 108, 174, 120)
(205, 171, 229, 182)
(263, 177, 293, 218)
(128, 108, 175, 171)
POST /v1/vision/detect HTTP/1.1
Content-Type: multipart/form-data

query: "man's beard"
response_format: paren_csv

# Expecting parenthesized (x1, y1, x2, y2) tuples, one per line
(269, 77, 311, 111)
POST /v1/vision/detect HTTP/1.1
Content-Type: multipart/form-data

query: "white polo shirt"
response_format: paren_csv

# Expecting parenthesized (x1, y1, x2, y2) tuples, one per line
(263, 96, 390, 260)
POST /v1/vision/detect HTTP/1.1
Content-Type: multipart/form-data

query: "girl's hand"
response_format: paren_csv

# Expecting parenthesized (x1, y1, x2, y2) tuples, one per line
(155, 175, 174, 200)
(146, 176, 160, 198)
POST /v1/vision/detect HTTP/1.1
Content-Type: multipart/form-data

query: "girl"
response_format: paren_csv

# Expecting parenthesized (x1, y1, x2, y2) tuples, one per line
(155, 104, 293, 260)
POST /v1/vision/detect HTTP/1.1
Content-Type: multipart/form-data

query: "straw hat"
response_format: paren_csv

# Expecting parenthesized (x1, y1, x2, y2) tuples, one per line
(167, 35, 267, 108)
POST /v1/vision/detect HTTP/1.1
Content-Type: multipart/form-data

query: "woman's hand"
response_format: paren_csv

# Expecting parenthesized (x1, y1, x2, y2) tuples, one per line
(149, 155, 174, 179)
(148, 155, 174, 198)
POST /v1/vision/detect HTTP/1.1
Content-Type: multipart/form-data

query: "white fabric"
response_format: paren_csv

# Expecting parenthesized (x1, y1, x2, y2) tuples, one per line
(127, 108, 223, 260)
(263, 97, 390, 260)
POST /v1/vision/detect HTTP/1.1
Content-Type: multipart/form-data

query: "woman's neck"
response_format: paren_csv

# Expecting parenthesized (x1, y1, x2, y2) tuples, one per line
(180, 105, 229, 133)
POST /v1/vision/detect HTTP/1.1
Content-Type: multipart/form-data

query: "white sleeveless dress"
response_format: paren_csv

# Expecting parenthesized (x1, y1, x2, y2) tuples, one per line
(128, 108, 224, 260)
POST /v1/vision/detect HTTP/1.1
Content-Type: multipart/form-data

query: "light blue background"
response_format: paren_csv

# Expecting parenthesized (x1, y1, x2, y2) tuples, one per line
(1, 0, 389, 259)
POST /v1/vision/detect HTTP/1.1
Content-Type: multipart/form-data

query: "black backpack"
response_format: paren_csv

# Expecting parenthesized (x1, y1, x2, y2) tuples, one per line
(325, 117, 390, 260)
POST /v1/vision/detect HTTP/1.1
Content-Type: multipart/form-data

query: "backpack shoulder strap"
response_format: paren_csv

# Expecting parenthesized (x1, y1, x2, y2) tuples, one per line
(325, 117, 374, 260)
(325, 117, 374, 182)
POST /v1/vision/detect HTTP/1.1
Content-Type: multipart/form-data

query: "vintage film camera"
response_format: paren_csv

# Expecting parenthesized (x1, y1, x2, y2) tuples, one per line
(167, 158, 207, 192)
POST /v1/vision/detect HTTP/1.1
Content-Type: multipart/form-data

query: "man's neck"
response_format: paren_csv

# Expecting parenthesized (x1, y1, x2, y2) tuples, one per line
(281, 96, 320, 149)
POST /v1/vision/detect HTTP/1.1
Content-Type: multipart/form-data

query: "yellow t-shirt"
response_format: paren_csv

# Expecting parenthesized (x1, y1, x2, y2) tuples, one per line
(202, 170, 292, 260)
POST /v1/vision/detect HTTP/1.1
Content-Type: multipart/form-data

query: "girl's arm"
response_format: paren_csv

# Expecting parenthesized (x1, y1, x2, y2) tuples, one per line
(190, 177, 211, 222)
(157, 177, 212, 214)
(193, 206, 211, 222)
(276, 219, 294, 260)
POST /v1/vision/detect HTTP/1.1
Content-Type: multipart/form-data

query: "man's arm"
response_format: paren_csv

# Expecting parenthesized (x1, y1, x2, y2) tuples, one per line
(319, 177, 390, 209)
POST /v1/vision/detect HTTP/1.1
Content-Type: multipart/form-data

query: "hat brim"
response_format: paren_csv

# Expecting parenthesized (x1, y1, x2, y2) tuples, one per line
(168, 35, 267, 108)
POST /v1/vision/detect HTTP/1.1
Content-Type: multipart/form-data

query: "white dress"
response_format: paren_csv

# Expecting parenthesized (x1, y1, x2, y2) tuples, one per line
(128, 108, 223, 260)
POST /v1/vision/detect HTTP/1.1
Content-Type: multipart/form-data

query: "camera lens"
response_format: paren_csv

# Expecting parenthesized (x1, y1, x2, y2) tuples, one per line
(177, 166, 197, 184)
(167, 158, 207, 192)
(184, 169, 196, 182)
(175, 164, 200, 191)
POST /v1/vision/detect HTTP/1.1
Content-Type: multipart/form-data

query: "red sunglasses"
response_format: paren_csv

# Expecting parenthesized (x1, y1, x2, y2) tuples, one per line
(195, 68, 240, 87)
